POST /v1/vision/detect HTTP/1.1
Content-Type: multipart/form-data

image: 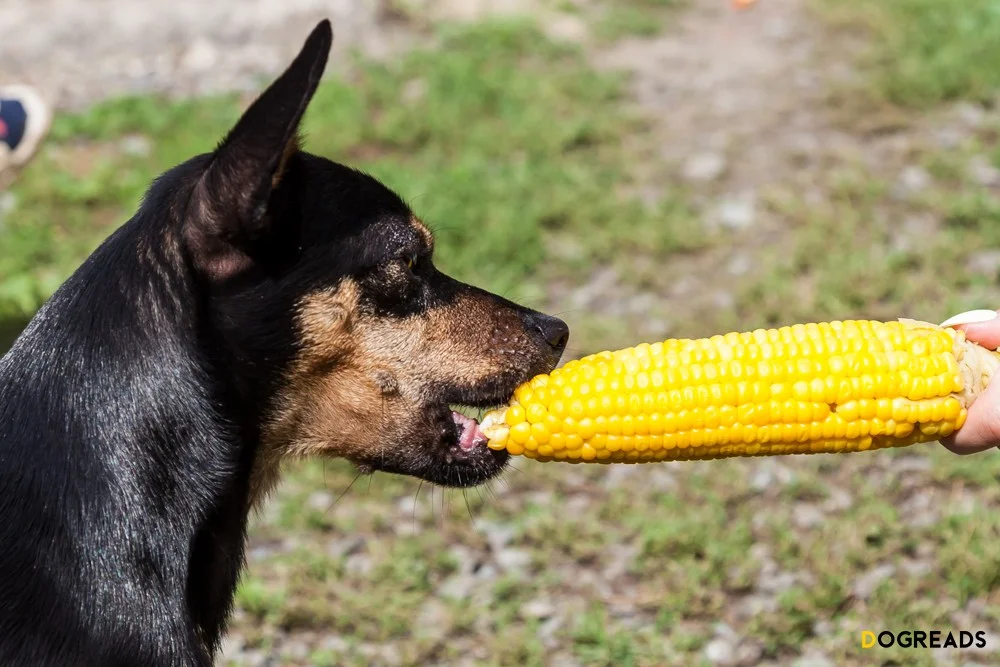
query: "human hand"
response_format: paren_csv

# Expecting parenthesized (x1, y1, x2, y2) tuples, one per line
(939, 309, 1000, 455)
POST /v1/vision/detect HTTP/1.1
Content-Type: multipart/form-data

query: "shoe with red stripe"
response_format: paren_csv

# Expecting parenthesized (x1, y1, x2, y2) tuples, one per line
(0, 85, 52, 175)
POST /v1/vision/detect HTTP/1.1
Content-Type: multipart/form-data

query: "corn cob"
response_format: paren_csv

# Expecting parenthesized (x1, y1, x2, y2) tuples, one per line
(480, 319, 1000, 463)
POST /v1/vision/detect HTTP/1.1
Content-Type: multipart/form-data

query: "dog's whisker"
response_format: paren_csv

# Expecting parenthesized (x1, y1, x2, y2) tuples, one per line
(462, 488, 476, 525)
(412, 479, 425, 530)
(327, 471, 363, 513)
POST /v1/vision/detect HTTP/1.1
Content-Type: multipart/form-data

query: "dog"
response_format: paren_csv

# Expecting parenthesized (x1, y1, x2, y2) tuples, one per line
(0, 20, 568, 666)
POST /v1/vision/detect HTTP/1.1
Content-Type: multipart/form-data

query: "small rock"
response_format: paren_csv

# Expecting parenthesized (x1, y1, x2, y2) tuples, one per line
(967, 250, 1000, 278)
(549, 654, 583, 667)
(727, 253, 752, 277)
(538, 615, 563, 646)
(901, 558, 933, 577)
(523, 598, 556, 619)
(894, 455, 932, 472)
(955, 102, 986, 128)
(602, 465, 639, 490)
(417, 599, 451, 641)
(496, 548, 532, 572)
(282, 640, 310, 661)
(545, 14, 587, 42)
(852, 564, 896, 600)
(402, 78, 427, 103)
(119, 134, 152, 157)
(813, 620, 834, 636)
(896, 165, 932, 196)
(822, 487, 853, 512)
(792, 653, 835, 667)
(751, 461, 793, 490)
(306, 490, 334, 513)
(682, 151, 727, 183)
(344, 553, 373, 576)
(793, 504, 825, 529)
(439, 573, 477, 601)
(968, 155, 1000, 187)
(711, 290, 735, 311)
(570, 267, 618, 309)
(935, 126, 965, 149)
(735, 641, 764, 665)
(478, 521, 516, 553)
(735, 594, 780, 620)
(626, 292, 659, 315)
(180, 38, 219, 73)
(327, 536, 365, 559)
(758, 571, 797, 594)
(713, 192, 757, 230)
(218, 634, 243, 659)
(322, 636, 350, 652)
(704, 637, 736, 665)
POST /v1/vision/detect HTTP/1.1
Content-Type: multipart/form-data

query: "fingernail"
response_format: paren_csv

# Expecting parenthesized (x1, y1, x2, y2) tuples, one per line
(940, 309, 1000, 327)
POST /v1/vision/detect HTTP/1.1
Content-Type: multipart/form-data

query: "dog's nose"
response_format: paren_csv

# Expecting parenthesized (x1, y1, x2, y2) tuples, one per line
(530, 313, 569, 354)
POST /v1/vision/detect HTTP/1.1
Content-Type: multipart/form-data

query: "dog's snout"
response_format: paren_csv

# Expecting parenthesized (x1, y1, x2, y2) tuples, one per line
(529, 313, 569, 354)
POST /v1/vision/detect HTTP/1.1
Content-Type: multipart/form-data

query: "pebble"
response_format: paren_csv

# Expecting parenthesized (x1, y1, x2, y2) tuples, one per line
(180, 37, 219, 73)
(713, 192, 757, 230)
(119, 134, 152, 157)
(439, 573, 478, 601)
(967, 250, 1000, 278)
(417, 599, 451, 641)
(792, 653, 835, 667)
(968, 155, 1000, 187)
(852, 564, 896, 600)
(495, 548, 532, 572)
(682, 151, 727, 183)
(792, 504, 825, 530)
(704, 637, 736, 665)
(895, 165, 931, 196)
(523, 598, 556, 619)
(478, 520, 516, 553)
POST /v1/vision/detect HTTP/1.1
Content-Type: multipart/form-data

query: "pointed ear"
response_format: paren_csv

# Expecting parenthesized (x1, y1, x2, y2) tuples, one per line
(185, 19, 332, 280)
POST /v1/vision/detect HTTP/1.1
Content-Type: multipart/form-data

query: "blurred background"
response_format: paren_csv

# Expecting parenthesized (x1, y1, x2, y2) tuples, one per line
(3, 0, 1000, 665)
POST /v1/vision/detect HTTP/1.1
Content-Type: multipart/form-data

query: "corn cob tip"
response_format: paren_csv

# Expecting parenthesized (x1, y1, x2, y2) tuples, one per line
(481, 409, 509, 450)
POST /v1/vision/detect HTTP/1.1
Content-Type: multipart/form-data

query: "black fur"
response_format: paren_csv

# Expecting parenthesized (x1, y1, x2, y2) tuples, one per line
(0, 20, 567, 666)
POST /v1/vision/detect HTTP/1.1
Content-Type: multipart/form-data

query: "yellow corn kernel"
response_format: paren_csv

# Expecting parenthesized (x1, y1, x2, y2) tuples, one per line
(481, 319, 1000, 463)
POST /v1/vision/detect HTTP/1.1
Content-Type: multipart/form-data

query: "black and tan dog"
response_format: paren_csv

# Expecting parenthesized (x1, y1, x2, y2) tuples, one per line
(0, 21, 568, 666)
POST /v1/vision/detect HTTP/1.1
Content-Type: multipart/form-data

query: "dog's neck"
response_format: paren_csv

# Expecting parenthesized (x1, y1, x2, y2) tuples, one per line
(0, 213, 262, 657)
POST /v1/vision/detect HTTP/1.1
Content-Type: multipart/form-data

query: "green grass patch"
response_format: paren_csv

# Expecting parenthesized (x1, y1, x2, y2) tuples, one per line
(0, 20, 696, 337)
(594, 0, 685, 42)
(816, 0, 1000, 107)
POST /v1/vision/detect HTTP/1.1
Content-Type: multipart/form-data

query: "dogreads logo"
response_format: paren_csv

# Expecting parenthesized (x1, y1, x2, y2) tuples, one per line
(861, 630, 987, 649)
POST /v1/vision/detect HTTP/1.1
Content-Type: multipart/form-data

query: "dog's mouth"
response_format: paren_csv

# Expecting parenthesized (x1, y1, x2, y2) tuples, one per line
(450, 408, 490, 452)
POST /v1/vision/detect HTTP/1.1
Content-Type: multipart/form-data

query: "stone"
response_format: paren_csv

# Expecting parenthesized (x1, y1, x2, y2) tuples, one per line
(852, 564, 896, 600)
(704, 637, 736, 665)
(682, 151, 727, 183)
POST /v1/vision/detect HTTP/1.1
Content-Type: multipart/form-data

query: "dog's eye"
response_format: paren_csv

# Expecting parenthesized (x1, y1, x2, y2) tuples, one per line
(403, 254, 418, 271)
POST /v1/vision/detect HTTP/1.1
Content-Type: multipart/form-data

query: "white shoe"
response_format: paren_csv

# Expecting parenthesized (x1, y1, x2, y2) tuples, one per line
(0, 85, 52, 175)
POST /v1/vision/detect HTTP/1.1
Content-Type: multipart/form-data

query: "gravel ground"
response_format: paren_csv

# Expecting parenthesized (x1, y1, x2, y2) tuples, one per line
(0, 0, 403, 109)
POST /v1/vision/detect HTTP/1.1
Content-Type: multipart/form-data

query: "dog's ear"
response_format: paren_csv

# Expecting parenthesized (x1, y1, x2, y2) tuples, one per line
(185, 19, 332, 281)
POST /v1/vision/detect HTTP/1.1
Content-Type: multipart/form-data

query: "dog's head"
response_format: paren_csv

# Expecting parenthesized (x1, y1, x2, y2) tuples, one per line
(172, 21, 567, 498)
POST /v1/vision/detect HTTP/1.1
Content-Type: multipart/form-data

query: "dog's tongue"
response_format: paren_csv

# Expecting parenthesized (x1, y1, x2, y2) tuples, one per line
(451, 411, 488, 451)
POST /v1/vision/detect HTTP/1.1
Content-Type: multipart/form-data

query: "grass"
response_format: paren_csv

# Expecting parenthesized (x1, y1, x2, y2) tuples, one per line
(594, 0, 686, 42)
(6, 4, 1000, 667)
(0, 20, 698, 336)
(816, 0, 1000, 108)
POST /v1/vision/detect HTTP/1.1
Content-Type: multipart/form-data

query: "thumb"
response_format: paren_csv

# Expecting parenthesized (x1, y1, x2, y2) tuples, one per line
(939, 309, 1000, 453)
(940, 309, 1000, 349)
